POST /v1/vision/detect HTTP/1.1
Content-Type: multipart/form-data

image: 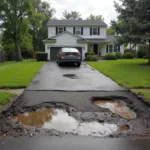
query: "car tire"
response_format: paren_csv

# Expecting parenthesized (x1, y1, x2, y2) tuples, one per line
(77, 63, 81, 67)
(58, 62, 62, 66)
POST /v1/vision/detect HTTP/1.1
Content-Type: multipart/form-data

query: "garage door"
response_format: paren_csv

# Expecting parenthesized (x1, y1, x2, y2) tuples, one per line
(50, 47, 62, 61)
(50, 47, 82, 61)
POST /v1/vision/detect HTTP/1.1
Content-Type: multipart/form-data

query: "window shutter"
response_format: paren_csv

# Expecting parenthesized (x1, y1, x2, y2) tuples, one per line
(73, 27, 75, 34)
(118, 45, 120, 52)
(98, 27, 100, 35)
(56, 27, 58, 35)
(90, 28, 92, 35)
(64, 27, 66, 31)
(81, 27, 83, 35)
(106, 45, 109, 53)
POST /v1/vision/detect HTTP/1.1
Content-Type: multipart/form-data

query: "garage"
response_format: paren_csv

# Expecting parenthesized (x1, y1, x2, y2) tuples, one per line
(50, 47, 62, 61)
(50, 47, 82, 61)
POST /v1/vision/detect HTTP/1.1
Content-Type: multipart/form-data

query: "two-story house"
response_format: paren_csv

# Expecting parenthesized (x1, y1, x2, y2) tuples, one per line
(43, 20, 124, 60)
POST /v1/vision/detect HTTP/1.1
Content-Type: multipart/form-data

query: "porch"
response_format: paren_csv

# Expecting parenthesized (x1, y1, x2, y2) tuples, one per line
(87, 42, 108, 56)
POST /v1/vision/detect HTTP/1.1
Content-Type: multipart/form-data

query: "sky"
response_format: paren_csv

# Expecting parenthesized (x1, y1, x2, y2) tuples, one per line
(43, 0, 121, 25)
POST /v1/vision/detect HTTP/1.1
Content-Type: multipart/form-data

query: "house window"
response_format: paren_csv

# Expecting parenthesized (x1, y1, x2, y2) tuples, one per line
(109, 45, 113, 52)
(58, 27, 64, 34)
(114, 45, 118, 52)
(75, 27, 81, 35)
(92, 27, 98, 35)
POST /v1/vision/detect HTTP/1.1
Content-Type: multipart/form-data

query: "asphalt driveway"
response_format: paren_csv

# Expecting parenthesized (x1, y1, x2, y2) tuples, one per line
(27, 62, 124, 91)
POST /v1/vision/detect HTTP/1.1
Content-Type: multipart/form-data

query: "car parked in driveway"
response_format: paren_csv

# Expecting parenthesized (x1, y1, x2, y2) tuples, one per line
(57, 47, 82, 67)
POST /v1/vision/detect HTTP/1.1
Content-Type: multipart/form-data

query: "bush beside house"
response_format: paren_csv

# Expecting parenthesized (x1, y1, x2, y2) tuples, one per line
(115, 52, 123, 59)
(85, 52, 98, 61)
(104, 53, 117, 60)
(85, 55, 98, 61)
(123, 52, 134, 59)
(36, 52, 48, 61)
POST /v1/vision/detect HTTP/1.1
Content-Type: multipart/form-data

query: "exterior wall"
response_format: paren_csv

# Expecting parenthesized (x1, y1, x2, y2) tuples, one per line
(48, 26, 106, 39)
(100, 43, 124, 56)
(48, 27, 56, 37)
(55, 33, 79, 45)
(66, 27, 73, 33)
(45, 33, 88, 60)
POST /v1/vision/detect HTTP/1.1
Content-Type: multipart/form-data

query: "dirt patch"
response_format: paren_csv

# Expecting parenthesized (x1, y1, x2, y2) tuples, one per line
(63, 74, 78, 79)
(94, 100, 136, 119)
(0, 89, 24, 96)
(119, 125, 130, 131)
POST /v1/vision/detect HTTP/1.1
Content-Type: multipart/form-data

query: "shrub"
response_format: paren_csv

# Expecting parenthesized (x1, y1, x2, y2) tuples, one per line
(123, 52, 134, 59)
(104, 53, 117, 60)
(36, 52, 48, 61)
(85, 55, 98, 61)
(124, 49, 136, 56)
(137, 44, 149, 58)
(143, 56, 148, 59)
(85, 52, 94, 58)
(115, 52, 122, 59)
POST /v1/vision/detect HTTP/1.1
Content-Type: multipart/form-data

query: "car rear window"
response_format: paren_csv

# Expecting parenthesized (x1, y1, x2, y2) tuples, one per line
(62, 48, 79, 53)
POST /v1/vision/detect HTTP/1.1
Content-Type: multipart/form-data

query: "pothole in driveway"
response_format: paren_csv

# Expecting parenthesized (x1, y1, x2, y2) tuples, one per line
(63, 74, 78, 79)
(94, 100, 136, 119)
(12, 109, 119, 137)
(119, 125, 130, 131)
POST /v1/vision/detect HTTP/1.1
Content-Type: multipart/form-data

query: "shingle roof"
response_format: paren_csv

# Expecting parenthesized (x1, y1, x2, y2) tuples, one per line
(78, 35, 117, 43)
(48, 20, 107, 27)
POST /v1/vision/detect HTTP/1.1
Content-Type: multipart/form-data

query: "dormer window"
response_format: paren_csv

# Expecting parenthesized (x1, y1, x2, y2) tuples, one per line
(75, 27, 81, 35)
(58, 27, 64, 34)
(92, 27, 98, 35)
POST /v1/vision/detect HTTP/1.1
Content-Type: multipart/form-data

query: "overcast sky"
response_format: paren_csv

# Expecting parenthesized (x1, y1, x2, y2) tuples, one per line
(43, 0, 120, 25)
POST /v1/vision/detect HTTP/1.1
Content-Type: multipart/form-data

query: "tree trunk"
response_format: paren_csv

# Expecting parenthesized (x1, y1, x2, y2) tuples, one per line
(15, 39, 22, 61)
(148, 40, 150, 65)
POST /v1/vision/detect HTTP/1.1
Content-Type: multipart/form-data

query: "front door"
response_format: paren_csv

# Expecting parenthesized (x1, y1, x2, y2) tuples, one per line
(93, 44, 98, 55)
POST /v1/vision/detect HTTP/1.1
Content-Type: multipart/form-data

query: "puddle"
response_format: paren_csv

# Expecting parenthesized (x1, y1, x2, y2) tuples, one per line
(119, 125, 130, 131)
(94, 100, 136, 119)
(63, 74, 78, 79)
(13, 109, 118, 137)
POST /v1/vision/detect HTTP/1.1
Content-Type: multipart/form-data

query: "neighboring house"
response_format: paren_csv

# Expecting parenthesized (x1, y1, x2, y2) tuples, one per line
(43, 20, 124, 61)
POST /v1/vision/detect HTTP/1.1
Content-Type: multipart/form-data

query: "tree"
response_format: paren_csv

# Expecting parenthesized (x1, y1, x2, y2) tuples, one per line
(62, 10, 82, 20)
(70, 11, 82, 20)
(0, 0, 31, 61)
(29, 0, 55, 51)
(62, 10, 72, 20)
(107, 26, 115, 35)
(87, 14, 104, 20)
(114, 0, 150, 64)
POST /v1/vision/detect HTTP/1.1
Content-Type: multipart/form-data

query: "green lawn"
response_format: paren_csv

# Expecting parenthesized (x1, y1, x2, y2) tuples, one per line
(0, 92, 15, 105)
(0, 60, 45, 88)
(133, 90, 150, 101)
(88, 59, 150, 89)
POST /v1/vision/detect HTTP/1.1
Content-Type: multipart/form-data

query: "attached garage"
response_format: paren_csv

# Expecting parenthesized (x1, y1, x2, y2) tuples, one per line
(50, 47, 61, 61)
(50, 47, 82, 61)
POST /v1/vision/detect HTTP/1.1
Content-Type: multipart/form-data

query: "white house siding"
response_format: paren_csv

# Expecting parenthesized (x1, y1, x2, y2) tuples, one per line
(66, 27, 73, 33)
(81, 27, 106, 39)
(100, 43, 124, 56)
(48, 27, 56, 37)
(48, 26, 107, 39)
(45, 33, 88, 60)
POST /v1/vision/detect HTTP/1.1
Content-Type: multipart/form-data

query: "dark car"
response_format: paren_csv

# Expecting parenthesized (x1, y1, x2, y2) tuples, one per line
(57, 47, 82, 67)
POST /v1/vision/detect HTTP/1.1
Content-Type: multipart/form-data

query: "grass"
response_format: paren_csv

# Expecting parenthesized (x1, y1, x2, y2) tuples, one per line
(0, 92, 15, 105)
(134, 89, 150, 101)
(88, 59, 150, 89)
(0, 59, 45, 88)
